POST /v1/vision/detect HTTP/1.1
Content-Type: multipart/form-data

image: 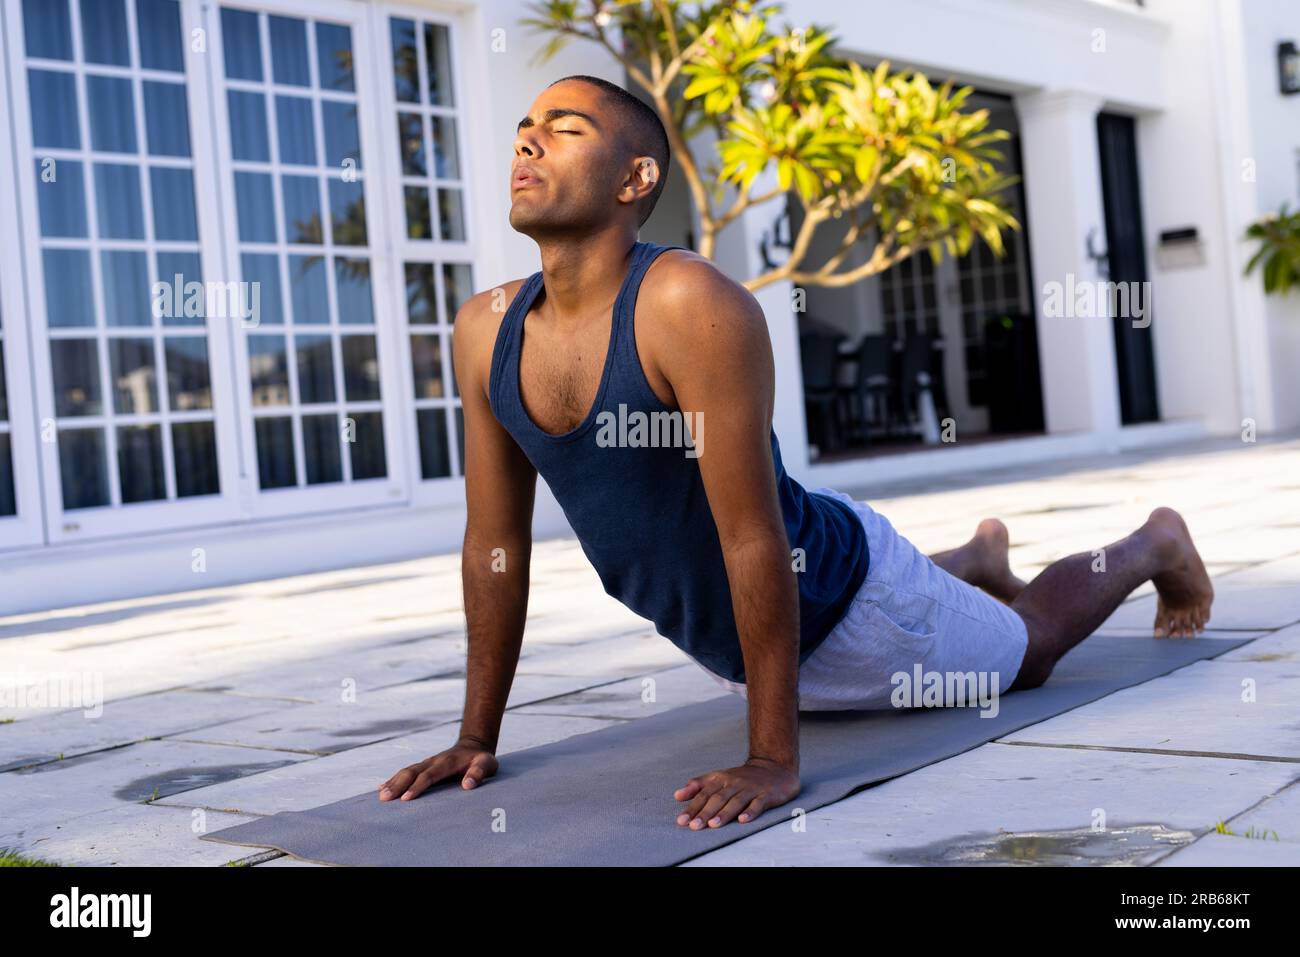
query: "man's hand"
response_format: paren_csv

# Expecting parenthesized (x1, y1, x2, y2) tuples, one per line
(674, 758, 800, 829)
(378, 741, 499, 801)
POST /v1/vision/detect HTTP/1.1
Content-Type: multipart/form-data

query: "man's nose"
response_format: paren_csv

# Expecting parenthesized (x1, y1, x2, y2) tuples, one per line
(514, 130, 540, 158)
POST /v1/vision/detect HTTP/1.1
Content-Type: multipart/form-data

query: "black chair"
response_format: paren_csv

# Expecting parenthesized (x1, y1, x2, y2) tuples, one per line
(895, 333, 947, 434)
(800, 332, 843, 454)
(839, 334, 892, 445)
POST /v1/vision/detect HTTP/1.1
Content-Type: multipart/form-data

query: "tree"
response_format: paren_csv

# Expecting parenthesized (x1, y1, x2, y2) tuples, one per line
(523, 0, 1020, 292)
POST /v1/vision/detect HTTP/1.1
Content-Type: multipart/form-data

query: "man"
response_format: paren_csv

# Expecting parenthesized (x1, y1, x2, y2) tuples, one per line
(379, 75, 1214, 830)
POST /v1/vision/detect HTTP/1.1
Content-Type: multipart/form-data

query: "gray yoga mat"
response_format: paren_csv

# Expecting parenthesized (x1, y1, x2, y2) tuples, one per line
(202, 634, 1252, 866)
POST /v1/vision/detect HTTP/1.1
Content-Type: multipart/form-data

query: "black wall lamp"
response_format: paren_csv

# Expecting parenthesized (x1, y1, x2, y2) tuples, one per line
(1279, 41, 1300, 96)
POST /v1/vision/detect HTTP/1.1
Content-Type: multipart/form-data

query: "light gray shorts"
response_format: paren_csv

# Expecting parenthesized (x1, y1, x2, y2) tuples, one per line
(701, 486, 1030, 711)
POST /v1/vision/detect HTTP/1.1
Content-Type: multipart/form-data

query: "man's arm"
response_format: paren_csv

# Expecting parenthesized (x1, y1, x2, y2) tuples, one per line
(379, 284, 537, 801)
(644, 254, 803, 829)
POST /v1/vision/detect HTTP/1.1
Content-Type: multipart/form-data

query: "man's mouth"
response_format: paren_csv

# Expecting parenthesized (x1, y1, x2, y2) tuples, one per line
(512, 168, 542, 191)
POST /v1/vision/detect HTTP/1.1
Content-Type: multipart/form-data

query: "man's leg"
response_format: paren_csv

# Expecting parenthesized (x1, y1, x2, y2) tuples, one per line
(1006, 507, 1214, 691)
(929, 518, 1027, 603)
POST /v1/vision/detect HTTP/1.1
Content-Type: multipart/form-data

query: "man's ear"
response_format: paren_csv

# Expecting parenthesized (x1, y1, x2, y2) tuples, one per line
(621, 156, 659, 203)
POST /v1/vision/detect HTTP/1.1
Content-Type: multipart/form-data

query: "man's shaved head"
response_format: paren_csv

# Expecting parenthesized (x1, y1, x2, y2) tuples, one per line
(545, 75, 671, 227)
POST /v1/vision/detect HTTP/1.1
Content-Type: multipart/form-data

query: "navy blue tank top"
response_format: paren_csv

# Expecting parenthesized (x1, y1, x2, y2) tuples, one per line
(488, 240, 869, 683)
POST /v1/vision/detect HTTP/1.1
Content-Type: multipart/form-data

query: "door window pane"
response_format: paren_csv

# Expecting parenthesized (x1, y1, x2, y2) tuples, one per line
(117, 424, 166, 503)
(341, 335, 379, 400)
(235, 172, 277, 242)
(328, 179, 365, 245)
(275, 96, 316, 165)
(254, 417, 295, 488)
(165, 338, 212, 410)
(390, 19, 417, 103)
(348, 411, 385, 479)
(316, 22, 354, 92)
(416, 408, 450, 479)
(87, 75, 137, 152)
(29, 70, 79, 148)
(296, 334, 336, 404)
(221, 8, 262, 81)
(144, 82, 191, 157)
(101, 250, 151, 326)
(151, 167, 199, 241)
(249, 335, 289, 406)
(430, 116, 459, 178)
(410, 334, 442, 398)
(36, 160, 88, 237)
(303, 413, 341, 484)
(0, 434, 15, 518)
(95, 163, 145, 239)
(282, 174, 323, 244)
(109, 337, 159, 413)
(228, 90, 270, 161)
(43, 249, 95, 327)
(322, 101, 361, 169)
(269, 15, 310, 87)
(289, 256, 327, 324)
(335, 259, 371, 323)
(81, 0, 130, 66)
(137, 0, 184, 72)
(52, 338, 103, 415)
(241, 253, 284, 326)
(24, 0, 74, 60)
(59, 428, 110, 509)
(173, 421, 219, 496)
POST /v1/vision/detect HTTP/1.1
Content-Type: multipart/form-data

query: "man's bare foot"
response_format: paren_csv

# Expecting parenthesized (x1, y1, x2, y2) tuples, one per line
(1145, 507, 1214, 638)
(944, 518, 1027, 603)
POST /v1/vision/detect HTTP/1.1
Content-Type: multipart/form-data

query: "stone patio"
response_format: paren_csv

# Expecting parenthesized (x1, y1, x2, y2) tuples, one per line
(2, 434, 1298, 866)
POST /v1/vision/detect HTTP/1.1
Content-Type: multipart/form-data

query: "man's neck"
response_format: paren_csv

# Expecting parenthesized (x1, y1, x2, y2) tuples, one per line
(532, 229, 638, 324)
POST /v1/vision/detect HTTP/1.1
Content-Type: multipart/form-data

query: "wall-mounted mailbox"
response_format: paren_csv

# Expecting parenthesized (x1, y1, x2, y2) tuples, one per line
(1280, 41, 1300, 95)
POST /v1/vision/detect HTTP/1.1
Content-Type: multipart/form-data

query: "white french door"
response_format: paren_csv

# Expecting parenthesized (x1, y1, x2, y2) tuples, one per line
(5, 0, 243, 544)
(210, 0, 414, 519)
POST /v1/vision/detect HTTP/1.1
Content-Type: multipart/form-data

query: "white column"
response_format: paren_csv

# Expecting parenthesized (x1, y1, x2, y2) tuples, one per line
(1016, 90, 1123, 442)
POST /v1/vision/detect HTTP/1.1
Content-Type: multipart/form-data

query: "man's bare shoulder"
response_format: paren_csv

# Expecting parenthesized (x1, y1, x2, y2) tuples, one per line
(639, 248, 769, 348)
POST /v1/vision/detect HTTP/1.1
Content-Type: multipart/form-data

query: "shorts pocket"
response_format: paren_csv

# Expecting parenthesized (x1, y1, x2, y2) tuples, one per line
(865, 588, 939, 654)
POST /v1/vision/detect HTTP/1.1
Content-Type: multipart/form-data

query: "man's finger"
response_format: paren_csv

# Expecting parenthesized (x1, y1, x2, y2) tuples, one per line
(673, 778, 704, 802)
(684, 780, 730, 826)
(462, 754, 495, 788)
(379, 766, 419, 801)
(402, 760, 453, 800)
(693, 787, 740, 829)
(737, 796, 767, 824)
(709, 791, 755, 828)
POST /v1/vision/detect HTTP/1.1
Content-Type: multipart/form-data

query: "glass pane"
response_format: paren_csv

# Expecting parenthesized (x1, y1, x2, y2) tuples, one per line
(455, 406, 464, 473)
(24, 0, 74, 60)
(101, 250, 151, 326)
(36, 159, 88, 238)
(0, 434, 14, 517)
(81, 0, 130, 66)
(43, 249, 95, 327)
(117, 425, 166, 502)
(137, 0, 184, 72)
(87, 75, 137, 153)
(341, 335, 379, 400)
(173, 421, 219, 497)
(275, 95, 316, 165)
(321, 101, 361, 170)
(430, 115, 459, 178)
(59, 428, 110, 508)
(443, 263, 473, 320)
(228, 90, 270, 161)
(234, 171, 276, 242)
(240, 253, 283, 325)
(268, 15, 310, 86)
(390, 18, 417, 103)
(397, 113, 425, 175)
(404, 186, 430, 239)
(155, 251, 203, 326)
(328, 179, 365, 245)
(288, 255, 327, 323)
(248, 334, 289, 406)
(303, 413, 341, 484)
(282, 174, 323, 244)
(221, 8, 262, 81)
(424, 23, 454, 107)
(334, 258, 371, 323)
(448, 334, 458, 397)
(150, 167, 198, 241)
(438, 189, 465, 241)
(108, 337, 158, 413)
(28, 70, 79, 148)
(348, 411, 385, 479)
(416, 408, 450, 479)
(164, 337, 212, 410)
(316, 22, 354, 92)
(405, 263, 434, 324)
(295, 334, 335, 404)
(143, 82, 191, 156)
(94, 163, 145, 239)
(254, 416, 295, 488)
(0, 341, 7, 420)
(410, 334, 442, 398)
(52, 337, 102, 415)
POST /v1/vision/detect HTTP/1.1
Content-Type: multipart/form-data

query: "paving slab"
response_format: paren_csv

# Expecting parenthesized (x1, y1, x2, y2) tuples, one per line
(683, 742, 1296, 866)
(152, 711, 622, 816)
(998, 658, 1300, 759)
(1102, 556, 1300, 632)
(0, 689, 302, 771)
(0, 802, 261, 867)
(1154, 831, 1300, 866)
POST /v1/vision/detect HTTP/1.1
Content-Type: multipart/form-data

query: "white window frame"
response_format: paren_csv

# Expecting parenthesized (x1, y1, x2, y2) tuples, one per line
(3, 0, 245, 545)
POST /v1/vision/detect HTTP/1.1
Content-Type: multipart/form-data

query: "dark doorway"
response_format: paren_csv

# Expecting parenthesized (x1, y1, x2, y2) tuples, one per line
(1097, 112, 1160, 425)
